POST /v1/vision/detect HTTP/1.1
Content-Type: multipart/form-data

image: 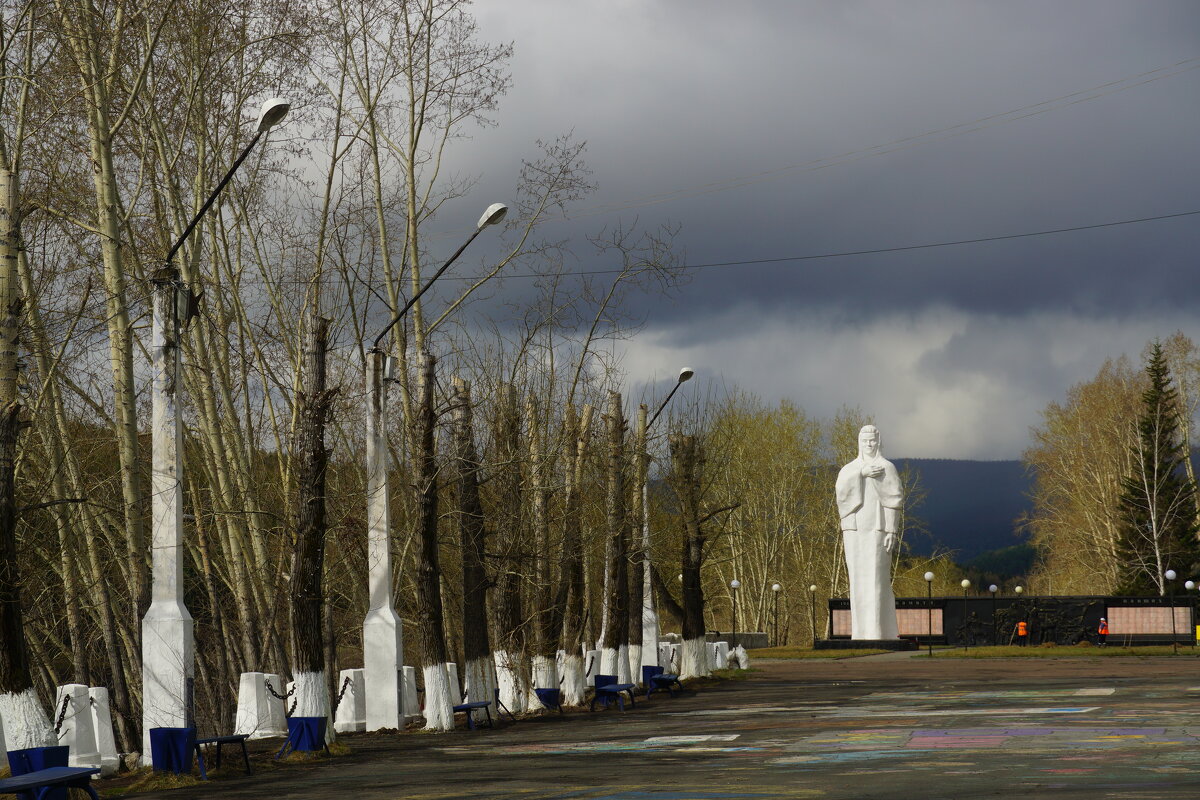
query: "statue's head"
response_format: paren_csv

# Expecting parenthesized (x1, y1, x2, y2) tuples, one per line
(858, 425, 880, 458)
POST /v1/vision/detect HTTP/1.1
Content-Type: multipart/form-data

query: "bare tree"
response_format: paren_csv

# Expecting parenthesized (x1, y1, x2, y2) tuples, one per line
(451, 376, 494, 725)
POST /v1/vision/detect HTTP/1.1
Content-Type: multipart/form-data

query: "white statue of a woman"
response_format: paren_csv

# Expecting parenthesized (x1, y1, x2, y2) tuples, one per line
(834, 425, 902, 640)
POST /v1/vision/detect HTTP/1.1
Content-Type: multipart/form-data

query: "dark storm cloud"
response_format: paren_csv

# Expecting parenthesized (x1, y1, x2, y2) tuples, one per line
(432, 1, 1200, 457)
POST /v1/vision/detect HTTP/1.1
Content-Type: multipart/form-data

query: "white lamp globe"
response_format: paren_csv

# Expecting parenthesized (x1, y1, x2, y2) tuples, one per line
(924, 572, 934, 582)
(1165, 569, 1177, 581)
(961, 579, 971, 589)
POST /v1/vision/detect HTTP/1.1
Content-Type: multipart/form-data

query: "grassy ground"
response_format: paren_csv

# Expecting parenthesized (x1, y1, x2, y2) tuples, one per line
(931, 644, 1200, 658)
(747, 646, 889, 659)
(96, 743, 353, 797)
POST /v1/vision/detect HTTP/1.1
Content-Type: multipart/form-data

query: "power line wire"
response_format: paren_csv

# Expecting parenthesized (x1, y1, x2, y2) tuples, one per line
(482, 208, 1200, 279)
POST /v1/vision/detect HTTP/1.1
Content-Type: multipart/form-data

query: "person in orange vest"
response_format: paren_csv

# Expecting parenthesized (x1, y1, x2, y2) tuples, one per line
(1015, 620, 1028, 646)
(1097, 617, 1108, 647)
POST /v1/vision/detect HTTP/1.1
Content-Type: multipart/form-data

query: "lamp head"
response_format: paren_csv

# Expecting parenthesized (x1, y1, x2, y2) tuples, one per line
(730, 579, 741, 590)
(989, 584, 998, 594)
(1015, 585, 1024, 594)
(961, 579, 971, 589)
(1187, 580, 1196, 591)
(477, 202, 508, 228)
(772, 583, 781, 592)
(256, 98, 291, 132)
(808, 584, 817, 592)
(923, 572, 934, 582)
(678, 367, 695, 383)
(1165, 569, 1178, 581)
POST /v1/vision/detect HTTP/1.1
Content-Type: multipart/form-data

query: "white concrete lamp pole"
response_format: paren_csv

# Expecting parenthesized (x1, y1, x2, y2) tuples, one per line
(640, 366, 694, 671)
(143, 98, 290, 761)
(363, 202, 506, 730)
(923, 572, 934, 657)
(729, 579, 741, 648)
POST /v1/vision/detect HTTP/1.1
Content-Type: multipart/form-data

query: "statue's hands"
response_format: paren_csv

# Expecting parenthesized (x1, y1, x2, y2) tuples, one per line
(861, 464, 884, 478)
(883, 533, 896, 553)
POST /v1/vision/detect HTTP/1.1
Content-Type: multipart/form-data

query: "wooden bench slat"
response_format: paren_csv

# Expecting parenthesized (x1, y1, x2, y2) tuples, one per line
(0, 766, 100, 791)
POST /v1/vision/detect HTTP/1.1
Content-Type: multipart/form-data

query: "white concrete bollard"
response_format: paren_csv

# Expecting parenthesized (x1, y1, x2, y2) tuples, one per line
(263, 673, 288, 734)
(401, 666, 419, 722)
(668, 643, 682, 673)
(54, 684, 100, 770)
(333, 669, 366, 734)
(584, 649, 601, 683)
(715, 641, 730, 669)
(235, 672, 288, 739)
(87, 688, 119, 777)
(730, 644, 750, 669)
(657, 642, 673, 671)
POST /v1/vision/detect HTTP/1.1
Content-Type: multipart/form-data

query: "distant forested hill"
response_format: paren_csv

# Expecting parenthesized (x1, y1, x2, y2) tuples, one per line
(893, 459, 1033, 562)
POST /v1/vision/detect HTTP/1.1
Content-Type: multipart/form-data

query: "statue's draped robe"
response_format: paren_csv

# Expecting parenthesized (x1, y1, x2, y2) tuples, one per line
(835, 455, 902, 640)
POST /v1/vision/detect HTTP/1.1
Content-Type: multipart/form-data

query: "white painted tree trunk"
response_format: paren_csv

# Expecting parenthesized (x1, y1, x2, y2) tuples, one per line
(291, 671, 334, 743)
(422, 663, 454, 731)
(494, 650, 528, 713)
(680, 636, 710, 679)
(627, 644, 643, 684)
(599, 646, 620, 680)
(530, 654, 557, 709)
(560, 653, 586, 706)
(0, 688, 53, 751)
(616, 643, 632, 684)
(461, 656, 496, 727)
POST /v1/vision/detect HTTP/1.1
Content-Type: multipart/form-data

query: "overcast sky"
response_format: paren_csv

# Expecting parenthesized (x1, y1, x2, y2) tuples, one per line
(432, 1, 1200, 459)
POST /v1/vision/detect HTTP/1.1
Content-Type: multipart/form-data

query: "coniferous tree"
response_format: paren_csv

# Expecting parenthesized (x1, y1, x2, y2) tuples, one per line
(1115, 342, 1200, 595)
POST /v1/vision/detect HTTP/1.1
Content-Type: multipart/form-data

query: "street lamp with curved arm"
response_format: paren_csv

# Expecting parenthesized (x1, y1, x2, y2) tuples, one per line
(648, 367, 695, 429)
(167, 98, 291, 266)
(371, 202, 508, 350)
(143, 96, 290, 761)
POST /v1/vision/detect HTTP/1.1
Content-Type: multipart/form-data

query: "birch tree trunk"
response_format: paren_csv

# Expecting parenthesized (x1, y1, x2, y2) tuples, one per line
(526, 397, 557, 699)
(290, 316, 335, 728)
(671, 434, 710, 679)
(628, 404, 647, 681)
(451, 377, 494, 726)
(0, 166, 51, 748)
(412, 351, 453, 730)
(490, 383, 528, 712)
(558, 404, 593, 706)
(600, 391, 630, 683)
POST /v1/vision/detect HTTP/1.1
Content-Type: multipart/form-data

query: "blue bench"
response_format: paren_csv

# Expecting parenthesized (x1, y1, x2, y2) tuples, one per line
(195, 733, 252, 776)
(534, 688, 563, 713)
(452, 700, 493, 730)
(590, 674, 636, 712)
(0, 766, 100, 800)
(642, 665, 683, 698)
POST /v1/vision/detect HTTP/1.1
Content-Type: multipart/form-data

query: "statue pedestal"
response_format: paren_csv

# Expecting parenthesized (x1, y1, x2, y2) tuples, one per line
(814, 639, 918, 651)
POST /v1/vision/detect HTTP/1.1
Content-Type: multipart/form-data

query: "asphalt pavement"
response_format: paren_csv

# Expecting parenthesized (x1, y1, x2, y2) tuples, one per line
(126, 652, 1200, 799)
